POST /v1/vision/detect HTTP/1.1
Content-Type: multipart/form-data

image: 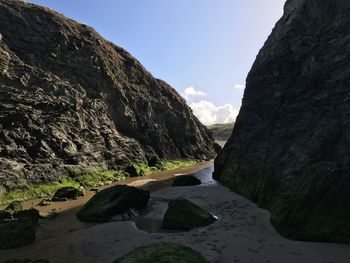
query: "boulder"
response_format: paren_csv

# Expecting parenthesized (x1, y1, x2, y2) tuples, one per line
(124, 165, 140, 177)
(5, 201, 23, 212)
(172, 175, 201, 186)
(0, 210, 12, 221)
(162, 199, 216, 230)
(0, 219, 36, 249)
(52, 187, 85, 202)
(38, 199, 51, 206)
(77, 185, 150, 222)
(114, 243, 209, 263)
(13, 209, 40, 226)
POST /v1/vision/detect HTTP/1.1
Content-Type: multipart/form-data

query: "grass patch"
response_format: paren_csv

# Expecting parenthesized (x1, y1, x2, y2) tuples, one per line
(0, 177, 80, 206)
(69, 169, 127, 188)
(0, 159, 198, 206)
(157, 160, 197, 170)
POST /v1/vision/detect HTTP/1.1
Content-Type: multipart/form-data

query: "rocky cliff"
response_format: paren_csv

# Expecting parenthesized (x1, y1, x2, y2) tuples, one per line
(214, 0, 350, 243)
(0, 0, 216, 193)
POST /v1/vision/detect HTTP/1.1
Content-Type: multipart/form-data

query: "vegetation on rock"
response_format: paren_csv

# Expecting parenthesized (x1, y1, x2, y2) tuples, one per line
(51, 186, 85, 201)
(5, 201, 23, 212)
(0, 159, 198, 206)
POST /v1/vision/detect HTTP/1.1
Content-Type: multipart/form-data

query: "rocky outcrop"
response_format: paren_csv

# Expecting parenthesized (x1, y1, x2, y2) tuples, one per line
(214, 0, 350, 243)
(77, 185, 150, 222)
(0, 0, 216, 192)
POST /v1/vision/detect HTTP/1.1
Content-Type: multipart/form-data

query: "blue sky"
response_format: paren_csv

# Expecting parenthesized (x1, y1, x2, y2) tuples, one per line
(28, 0, 285, 125)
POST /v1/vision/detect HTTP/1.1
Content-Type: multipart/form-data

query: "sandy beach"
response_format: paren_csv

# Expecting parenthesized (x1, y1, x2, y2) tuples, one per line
(1, 164, 350, 263)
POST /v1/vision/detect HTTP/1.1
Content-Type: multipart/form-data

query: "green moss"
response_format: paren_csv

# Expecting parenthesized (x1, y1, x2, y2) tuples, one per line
(114, 243, 209, 263)
(0, 177, 80, 206)
(157, 160, 197, 170)
(103, 60, 118, 84)
(131, 163, 156, 176)
(74, 170, 126, 188)
(0, 159, 198, 206)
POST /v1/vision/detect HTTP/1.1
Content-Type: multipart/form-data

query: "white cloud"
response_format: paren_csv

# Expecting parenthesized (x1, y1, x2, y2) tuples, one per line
(190, 100, 239, 126)
(181, 86, 206, 100)
(234, 84, 245, 90)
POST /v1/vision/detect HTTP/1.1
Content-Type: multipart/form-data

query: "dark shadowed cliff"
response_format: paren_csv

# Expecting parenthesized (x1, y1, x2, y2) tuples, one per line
(214, 0, 350, 243)
(0, 0, 216, 193)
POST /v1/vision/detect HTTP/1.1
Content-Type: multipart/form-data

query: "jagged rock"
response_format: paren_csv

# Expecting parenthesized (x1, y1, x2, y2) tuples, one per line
(0, 0, 216, 193)
(214, 0, 350, 243)
(0, 219, 36, 249)
(114, 243, 209, 263)
(5, 201, 23, 212)
(162, 199, 216, 230)
(172, 175, 201, 186)
(52, 187, 85, 201)
(77, 185, 150, 222)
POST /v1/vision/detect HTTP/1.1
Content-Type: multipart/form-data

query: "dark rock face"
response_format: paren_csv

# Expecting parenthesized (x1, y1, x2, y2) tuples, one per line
(0, 0, 216, 192)
(52, 186, 85, 201)
(172, 175, 201, 186)
(214, 0, 350, 243)
(162, 199, 216, 230)
(77, 185, 150, 222)
(0, 219, 36, 249)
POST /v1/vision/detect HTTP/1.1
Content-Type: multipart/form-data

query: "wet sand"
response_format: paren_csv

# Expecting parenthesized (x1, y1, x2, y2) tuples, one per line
(1, 162, 350, 263)
(0, 161, 213, 262)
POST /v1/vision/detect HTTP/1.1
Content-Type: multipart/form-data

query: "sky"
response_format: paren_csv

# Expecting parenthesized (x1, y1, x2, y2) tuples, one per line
(28, 0, 286, 125)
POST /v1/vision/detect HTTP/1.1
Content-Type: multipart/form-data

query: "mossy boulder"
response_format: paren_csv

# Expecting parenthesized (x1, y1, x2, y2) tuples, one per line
(0, 219, 36, 249)
(172, 175, 201, 186)
(162, 199, 216, 230)
(13, 209, 40, 226)
(5, 201, 23, 212)
(77, 185, 150, 222)
(0, 208, 40, 225)
(52, 187, 85, 201)
(114, 243, 209, 263)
